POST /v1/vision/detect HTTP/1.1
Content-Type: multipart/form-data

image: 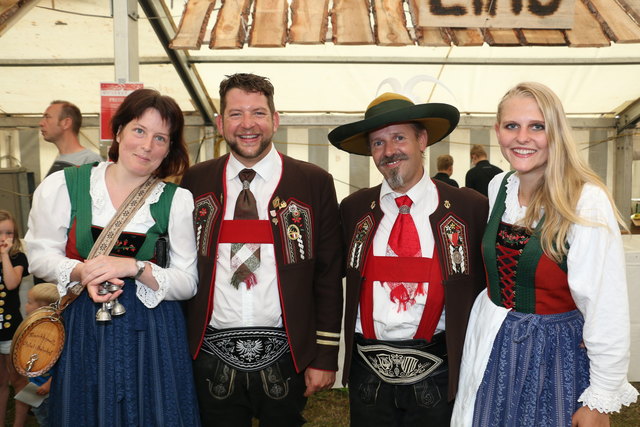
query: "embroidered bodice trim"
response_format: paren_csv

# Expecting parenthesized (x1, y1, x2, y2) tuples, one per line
(90, 162, 166, 226)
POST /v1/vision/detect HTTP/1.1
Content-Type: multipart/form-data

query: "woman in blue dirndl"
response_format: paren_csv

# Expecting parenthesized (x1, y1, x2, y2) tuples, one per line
(452, 82, 637, 426)
(26, 89, 201, 426)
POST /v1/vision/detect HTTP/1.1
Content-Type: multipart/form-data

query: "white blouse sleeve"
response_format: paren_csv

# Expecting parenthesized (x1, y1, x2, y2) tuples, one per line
(24, 171, 81, 296)
(136, 187, 198, 307)
(567, 184, 638, 412)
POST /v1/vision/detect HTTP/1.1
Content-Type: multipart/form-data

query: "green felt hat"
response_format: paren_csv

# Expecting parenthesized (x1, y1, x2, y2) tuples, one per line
(328, 92, 460, 156)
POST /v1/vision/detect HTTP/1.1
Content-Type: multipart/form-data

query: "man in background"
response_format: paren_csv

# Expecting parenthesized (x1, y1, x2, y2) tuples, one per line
(39, 100, 102, 176)
(464, 144, 502, 196)
(432, 154, 459, 187)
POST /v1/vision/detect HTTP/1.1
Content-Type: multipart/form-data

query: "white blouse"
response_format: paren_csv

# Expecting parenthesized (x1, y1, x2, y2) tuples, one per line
(488, 171, 638, 412)
(25, 162, 198, 308)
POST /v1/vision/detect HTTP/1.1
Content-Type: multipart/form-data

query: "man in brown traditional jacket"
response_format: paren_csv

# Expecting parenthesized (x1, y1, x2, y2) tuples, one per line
(181, 73, 343, 426)
(329, 93, 488, 427)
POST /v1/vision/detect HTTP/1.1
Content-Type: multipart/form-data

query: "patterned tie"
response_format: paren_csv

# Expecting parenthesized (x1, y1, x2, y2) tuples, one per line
(385, 195, 424, 311)
(230, 169, 260, 289)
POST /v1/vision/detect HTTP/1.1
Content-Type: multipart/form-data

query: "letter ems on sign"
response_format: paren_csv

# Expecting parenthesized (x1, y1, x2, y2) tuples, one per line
(415, 0, 575, 29)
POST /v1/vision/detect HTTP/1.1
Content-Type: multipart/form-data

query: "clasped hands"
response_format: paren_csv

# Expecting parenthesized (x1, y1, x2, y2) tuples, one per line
(75, 255, 138, 303)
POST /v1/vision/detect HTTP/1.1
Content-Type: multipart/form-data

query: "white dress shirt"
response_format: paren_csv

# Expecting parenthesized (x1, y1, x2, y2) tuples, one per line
(210, 146, 283, 329)
(355, 170, 447, 340)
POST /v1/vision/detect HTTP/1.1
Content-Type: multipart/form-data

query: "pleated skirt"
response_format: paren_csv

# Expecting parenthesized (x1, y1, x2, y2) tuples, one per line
(49, 279, 201, 427)
(472, 309, 590, 427)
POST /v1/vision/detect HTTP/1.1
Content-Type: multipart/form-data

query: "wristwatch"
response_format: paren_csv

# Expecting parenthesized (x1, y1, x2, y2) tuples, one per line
(133, 260, 146, 280)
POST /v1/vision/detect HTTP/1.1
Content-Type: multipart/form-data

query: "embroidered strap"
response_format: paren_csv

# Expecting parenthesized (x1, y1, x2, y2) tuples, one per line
(87, 175, 159, 259)
(218, 220, 273, 243)
(58, 171, 160, 310)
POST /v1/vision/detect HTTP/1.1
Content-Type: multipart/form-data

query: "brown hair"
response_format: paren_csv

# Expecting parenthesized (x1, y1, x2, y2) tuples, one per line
(108, 89, 189, 179)
(0, 210, 23, 257)
(437, 154, 453, 171)
(51, 100, 82, 134)
(470, 144, 487, 159)
(219, 73, 276, 116)
(29, 283, 59, 306)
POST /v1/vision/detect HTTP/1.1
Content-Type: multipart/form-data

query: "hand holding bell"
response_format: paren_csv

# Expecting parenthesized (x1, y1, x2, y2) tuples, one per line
(95, 281, 126, 322)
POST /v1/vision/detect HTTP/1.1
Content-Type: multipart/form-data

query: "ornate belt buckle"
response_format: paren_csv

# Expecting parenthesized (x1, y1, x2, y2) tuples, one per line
(356, 343, 443, 385)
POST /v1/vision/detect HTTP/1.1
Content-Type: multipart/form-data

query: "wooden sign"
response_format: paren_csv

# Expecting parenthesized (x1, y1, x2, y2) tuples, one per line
(415, 0, 576, 29)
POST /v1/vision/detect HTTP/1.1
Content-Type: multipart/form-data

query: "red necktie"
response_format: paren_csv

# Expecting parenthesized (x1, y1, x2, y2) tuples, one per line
(230, 169, 260, 289)
(385, 195, 425, 311)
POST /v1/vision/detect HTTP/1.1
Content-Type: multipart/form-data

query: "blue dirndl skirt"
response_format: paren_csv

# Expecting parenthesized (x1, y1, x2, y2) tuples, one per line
(49, 279, 201, 427)
(472, 309, 590, 427)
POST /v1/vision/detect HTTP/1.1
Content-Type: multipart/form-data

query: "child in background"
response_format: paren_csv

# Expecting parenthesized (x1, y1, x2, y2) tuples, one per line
(24, 283, 59, 427)
(0, 210, 29, 427)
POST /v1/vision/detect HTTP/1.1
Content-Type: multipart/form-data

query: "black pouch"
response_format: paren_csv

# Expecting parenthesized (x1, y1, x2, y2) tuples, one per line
(155, 235, 169, 267)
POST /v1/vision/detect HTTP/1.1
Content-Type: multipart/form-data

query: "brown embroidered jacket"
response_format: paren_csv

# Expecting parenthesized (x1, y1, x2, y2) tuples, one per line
(340, 179, 488, 400)
(181, 153, 343, 373)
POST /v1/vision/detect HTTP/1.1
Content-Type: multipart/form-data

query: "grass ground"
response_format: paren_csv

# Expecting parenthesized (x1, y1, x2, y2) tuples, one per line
(7, 383, 640, 426)
(301, 384, 640, 427)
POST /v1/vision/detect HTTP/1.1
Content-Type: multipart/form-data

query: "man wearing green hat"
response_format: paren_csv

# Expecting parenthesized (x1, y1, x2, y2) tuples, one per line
(329, 93, 488, 426)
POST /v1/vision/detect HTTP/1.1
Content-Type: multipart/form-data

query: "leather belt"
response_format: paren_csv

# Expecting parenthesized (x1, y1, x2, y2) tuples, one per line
(201, 326, 289, 372)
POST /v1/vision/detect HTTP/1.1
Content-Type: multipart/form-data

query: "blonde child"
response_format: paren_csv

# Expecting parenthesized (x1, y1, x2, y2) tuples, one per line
(0, 210, 29, 426)
(24, 283, 59, 427)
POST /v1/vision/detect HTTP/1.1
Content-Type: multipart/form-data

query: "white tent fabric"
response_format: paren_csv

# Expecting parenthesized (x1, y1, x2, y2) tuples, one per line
(1, 0, 639, 118)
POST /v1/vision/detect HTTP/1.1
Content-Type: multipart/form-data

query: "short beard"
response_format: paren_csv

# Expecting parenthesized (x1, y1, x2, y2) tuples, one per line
(227, 137, 271, 160)
(385, 167, 404, 190)
(377, 153, 408, 190)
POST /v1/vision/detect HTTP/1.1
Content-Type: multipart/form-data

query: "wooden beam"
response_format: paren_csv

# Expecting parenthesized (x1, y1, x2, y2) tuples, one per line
(210, 0, 252, 49)
(586, 0, 640, 43)
(566, 0, 609, 47)
(170, 0, 217, 50)
(331, 0, 375, 45)
(521, 29, 567, 45)
(289, 0, 329, 44)
(371, 0, 413, 46)
(616, 0, 640, 23)
(483, 29, 522, 46)
(406, 0, 449, 46)
(249, 0, 288, 47)
(414, 27, 451, 46)
(0, 0, 38, 37)
(449, 28, 484, 46)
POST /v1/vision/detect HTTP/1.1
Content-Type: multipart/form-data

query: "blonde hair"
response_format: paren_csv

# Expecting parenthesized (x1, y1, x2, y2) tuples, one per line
(470, 144, 487, 159)
(496, 82, 624, 262)
(29, 283, 59, 306)
(0, 210, 23, 257)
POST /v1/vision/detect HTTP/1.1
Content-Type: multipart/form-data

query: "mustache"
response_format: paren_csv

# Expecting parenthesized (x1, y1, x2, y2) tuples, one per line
(378, 153, 409, 166)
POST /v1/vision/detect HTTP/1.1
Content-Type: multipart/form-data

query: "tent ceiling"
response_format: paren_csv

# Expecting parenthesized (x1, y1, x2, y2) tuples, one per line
(1, 0, 639, 127)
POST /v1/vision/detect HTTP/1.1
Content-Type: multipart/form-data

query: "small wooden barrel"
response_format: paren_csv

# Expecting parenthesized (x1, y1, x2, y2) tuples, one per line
(11, 306, 65, 377)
